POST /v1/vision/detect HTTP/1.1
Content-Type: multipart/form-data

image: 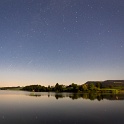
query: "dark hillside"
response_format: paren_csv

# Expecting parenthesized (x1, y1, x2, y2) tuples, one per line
(86, 80, 124, 88)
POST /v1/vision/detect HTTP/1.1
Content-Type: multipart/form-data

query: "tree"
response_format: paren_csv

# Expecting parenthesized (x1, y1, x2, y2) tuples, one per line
(88, 83, 95, 90)
(47, 85, 51, 91)
(71, 83, 79, 92)
(96, 82, 102, 89)
(82, 84, 88, 91)
(55, 83, 63, 92)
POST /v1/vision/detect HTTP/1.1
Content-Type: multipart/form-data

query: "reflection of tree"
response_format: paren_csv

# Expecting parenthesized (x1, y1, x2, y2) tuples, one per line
(97, 94, 104, 101)
(82, 94, 89, 99)
(27, 92, 124, 101)
(89, 93, 96, 100)
(69, 94, 82, 100)
(54, 93, 124, 101)
(29, 93, 41, 97)
(55, 94, 65, 99)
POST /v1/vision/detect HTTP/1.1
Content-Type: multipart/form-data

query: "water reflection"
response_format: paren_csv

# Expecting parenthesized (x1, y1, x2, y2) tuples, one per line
(29, 92, 41, 97)
(28, 92, 124, 101)
(0, 91, 124, 124)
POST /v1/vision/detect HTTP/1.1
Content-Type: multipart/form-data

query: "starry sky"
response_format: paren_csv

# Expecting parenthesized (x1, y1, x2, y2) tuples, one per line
(0, 0, 124, 87)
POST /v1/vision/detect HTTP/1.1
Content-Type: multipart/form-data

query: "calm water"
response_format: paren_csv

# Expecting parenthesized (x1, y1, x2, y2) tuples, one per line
(0, 91, 124, 124)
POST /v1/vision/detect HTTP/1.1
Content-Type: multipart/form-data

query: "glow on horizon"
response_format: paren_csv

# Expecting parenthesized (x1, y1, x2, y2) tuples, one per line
(0, 66, 124, 87)
(0, 0, 124, 87)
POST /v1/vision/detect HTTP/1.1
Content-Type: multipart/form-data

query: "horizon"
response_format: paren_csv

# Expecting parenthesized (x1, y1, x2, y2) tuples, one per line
(0, 0, 124, 87)
(1, 79, 124, 87)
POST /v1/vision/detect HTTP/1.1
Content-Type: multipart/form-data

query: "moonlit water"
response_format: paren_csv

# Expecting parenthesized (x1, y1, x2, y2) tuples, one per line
(0, 91, 124, 124)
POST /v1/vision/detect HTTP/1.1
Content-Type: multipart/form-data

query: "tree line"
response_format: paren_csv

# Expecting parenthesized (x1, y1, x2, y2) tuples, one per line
(1, 81, 123, 93)
(22, 82, 102, 92)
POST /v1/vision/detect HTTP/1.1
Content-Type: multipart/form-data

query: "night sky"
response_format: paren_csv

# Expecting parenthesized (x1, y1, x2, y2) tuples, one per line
(0, 0, 124, 87)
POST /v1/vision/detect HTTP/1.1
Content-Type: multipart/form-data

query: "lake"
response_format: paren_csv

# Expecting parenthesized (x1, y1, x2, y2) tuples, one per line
(0, 90, 124, 124)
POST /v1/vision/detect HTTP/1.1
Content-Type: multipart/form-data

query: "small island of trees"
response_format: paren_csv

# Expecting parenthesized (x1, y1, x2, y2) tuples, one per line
(1, 80, 124, 93)
(22, 80, 124, 93)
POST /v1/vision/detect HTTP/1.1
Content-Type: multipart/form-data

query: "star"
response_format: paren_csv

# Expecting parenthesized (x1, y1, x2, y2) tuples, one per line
(0, 0, 123, 87)
(58, 49, 61, 52)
